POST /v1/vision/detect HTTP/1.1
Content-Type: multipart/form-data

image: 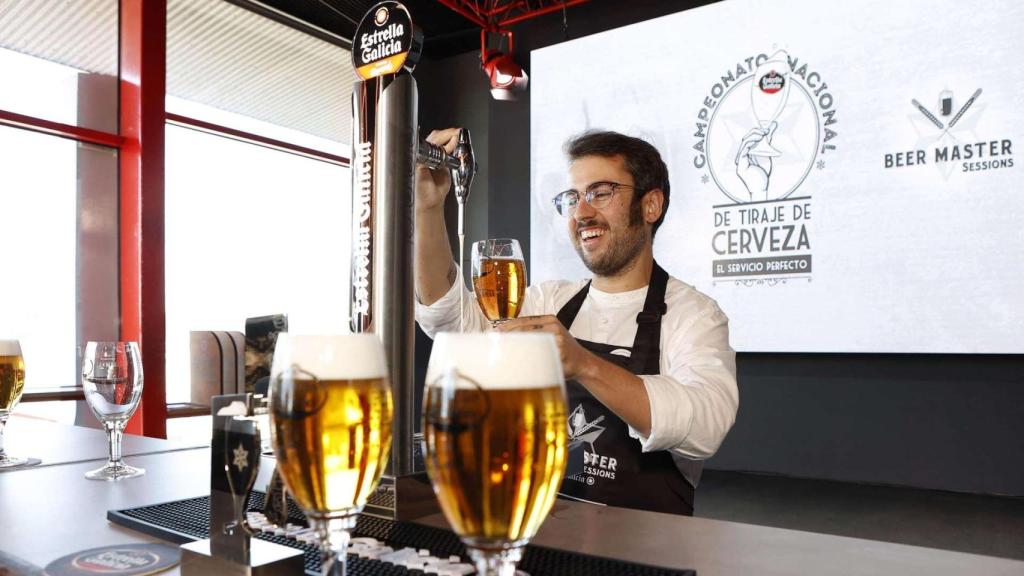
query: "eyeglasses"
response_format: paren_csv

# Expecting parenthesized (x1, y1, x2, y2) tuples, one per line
(551, 181, 637, 217)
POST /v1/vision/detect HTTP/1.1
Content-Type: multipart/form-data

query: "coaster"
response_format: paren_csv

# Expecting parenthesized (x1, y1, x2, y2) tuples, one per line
(44, 544, 180, 576)
(0, 457, 42, 472)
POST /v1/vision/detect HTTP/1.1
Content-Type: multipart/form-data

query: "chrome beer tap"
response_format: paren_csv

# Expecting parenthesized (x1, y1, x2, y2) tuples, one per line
(417, 128, 476, 237)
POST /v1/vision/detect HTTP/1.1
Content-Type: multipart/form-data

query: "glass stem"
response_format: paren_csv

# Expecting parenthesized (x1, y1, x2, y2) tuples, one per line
(106, 422, 123, 466)
(313, 517, 355, 576)
(468, 547, 523, 576)
(0, 417, 8, 458)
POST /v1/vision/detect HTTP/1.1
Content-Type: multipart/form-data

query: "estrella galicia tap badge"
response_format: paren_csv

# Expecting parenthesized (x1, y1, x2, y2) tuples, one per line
(46, 544, 180, 576)
(693, 49, 839, 286)
(353, 1, 419, 80)
(882, 87, 1014, 180)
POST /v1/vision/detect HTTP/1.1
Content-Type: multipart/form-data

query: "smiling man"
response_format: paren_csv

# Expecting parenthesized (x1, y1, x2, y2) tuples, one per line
(414, 129, 738, 516)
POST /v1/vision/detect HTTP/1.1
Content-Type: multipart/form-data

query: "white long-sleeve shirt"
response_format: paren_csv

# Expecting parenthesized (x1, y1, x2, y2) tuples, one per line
(415, 267, 739, 460)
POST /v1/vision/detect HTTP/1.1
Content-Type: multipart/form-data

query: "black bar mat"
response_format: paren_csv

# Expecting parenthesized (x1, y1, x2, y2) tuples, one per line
(108, 492, 695, 576)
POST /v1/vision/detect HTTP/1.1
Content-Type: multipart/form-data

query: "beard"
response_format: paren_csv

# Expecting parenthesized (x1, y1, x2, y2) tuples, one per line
(573, 199, 647, 277)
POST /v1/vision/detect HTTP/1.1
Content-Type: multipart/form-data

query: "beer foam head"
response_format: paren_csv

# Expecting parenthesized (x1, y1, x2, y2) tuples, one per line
(272, 334, 387, 380)
(0, 340, 22, 355)
(426, 332, 564, 390)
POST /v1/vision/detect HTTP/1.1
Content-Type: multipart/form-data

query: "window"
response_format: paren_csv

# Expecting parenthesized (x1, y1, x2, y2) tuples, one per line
(164, 121, 351, 404)
(0, 0, 118, 132)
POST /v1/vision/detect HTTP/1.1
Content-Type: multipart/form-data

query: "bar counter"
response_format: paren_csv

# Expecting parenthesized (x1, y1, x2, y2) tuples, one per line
(1, 423, 1021, 575)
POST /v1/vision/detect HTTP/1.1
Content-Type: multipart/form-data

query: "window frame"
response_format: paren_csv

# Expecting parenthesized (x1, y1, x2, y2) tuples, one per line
(1, 0, 352, 437)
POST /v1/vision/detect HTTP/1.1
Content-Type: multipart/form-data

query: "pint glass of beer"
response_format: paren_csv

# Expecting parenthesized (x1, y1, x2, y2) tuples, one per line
(0, 339, 27, 468)
(269, 334, 393, 575)
(472, 238, 527, 326)
(424, 333, 567, 575)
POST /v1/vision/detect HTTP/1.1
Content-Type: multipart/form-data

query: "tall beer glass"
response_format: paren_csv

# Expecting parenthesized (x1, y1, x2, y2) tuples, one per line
(0, 339, 27, 468)
(424, 333, 567, 576)
(471, 238, 527, 326)
(269, 334, 393, 576)
(82, 341, 145, 480)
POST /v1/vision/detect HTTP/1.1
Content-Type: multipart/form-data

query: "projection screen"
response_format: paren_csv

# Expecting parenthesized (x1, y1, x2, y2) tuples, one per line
(530, 0, 1024, 353)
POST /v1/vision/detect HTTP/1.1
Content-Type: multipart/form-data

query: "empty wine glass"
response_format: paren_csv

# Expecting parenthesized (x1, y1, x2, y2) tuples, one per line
(0, 339, 28, 468)
(81, 341, 145, 480)
(471, 238, 527, 327)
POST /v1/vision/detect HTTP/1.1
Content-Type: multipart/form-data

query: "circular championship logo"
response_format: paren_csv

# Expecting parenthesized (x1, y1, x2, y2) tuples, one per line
(694, 50, 837, 204)
(706, 76, 819, 203)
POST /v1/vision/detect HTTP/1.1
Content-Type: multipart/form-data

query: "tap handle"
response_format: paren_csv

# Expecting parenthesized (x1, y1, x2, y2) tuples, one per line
(417, 140, 457, 171)
(452, 129, 476, 205)
(416, 129, 478, 205)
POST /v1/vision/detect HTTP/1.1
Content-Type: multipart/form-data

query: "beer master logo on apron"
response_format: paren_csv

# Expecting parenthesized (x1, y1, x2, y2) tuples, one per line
(557, 263, 696, 516)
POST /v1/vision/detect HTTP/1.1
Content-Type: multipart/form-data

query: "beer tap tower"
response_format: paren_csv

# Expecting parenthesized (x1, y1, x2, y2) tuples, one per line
(349, 1, 477, 520)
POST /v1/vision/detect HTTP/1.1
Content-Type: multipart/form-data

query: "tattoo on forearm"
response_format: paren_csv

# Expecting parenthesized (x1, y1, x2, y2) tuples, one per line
(447, 260, 457, 286)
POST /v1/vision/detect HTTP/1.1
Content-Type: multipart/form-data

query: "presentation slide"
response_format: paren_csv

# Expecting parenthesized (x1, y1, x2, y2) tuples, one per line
(530, 0, 1024, 353)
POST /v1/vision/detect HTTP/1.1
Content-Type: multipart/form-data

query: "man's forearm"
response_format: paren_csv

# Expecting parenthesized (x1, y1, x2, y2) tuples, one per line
(577, 352, 652, 436)
(415, 204, 456, 306)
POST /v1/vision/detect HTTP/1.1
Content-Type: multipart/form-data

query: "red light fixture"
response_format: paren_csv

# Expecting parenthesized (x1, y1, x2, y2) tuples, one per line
(436, 0, 591, 100)
(480, 31, 527, 100)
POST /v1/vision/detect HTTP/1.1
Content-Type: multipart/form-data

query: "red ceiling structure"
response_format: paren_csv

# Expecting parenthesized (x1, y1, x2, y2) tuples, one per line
(435, 0, 591, 30)
(436, 0, 591, 97)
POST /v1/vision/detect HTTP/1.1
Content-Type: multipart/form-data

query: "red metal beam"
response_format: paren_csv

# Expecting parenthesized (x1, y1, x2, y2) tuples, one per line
(497, 0, 590, 27)
(0, 109, 122, 148)
(166, 113, 350, 167)
(436, 0, 590, 29)
(436, 0, 487, 28)
(120, 0, 167, 438)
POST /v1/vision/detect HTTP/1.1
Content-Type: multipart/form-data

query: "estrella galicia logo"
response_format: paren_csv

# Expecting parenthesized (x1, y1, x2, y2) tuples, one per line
(759, 70, 785, 94)
(693, 48, 837, 284)
(46, 543, 180, 576)
(883, 87, 1014, 179)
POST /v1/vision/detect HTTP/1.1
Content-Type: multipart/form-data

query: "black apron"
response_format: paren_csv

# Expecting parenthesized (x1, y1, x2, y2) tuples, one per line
(556, 262, 695, 516)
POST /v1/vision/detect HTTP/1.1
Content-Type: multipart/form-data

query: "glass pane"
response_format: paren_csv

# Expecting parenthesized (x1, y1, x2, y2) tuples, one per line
(167, 0, 354, 150)
(0, 0, 118, 133)
(165, 124, 351, 404)
(0, 125, 118, 394)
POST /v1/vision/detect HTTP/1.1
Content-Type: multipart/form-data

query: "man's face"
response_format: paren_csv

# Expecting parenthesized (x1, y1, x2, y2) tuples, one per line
(567, 155, 648, 277)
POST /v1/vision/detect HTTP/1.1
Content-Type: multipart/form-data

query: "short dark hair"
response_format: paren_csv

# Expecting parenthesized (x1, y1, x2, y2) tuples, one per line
(564, 130, 671, 237)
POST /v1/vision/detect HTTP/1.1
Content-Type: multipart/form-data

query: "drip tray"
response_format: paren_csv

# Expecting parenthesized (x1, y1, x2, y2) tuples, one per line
(108, 492, 695, 576)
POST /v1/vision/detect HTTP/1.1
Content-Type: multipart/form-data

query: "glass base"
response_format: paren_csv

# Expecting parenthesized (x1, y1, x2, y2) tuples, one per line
(465, 540, 529, 576)
(0, 455, 29, 469)
(85, 461, 145, 481)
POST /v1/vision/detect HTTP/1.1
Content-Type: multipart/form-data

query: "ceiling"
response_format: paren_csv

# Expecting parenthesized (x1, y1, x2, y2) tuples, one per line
(250, 0, 483, 59)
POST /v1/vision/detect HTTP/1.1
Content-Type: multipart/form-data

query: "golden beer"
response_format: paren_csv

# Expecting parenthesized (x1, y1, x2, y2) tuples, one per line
(0, 354, 25, 414)
(472, 257, 526, 322)
(424, 384, 566, 543)
(272, 377, 393, 515)
(269, 334, 393, 524)
(424, 333, 567, 556)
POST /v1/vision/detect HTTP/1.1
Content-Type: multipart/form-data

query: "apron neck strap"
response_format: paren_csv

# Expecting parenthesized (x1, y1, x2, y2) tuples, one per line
(556, 261, 670, 374)
(631, 261, 669, 374)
